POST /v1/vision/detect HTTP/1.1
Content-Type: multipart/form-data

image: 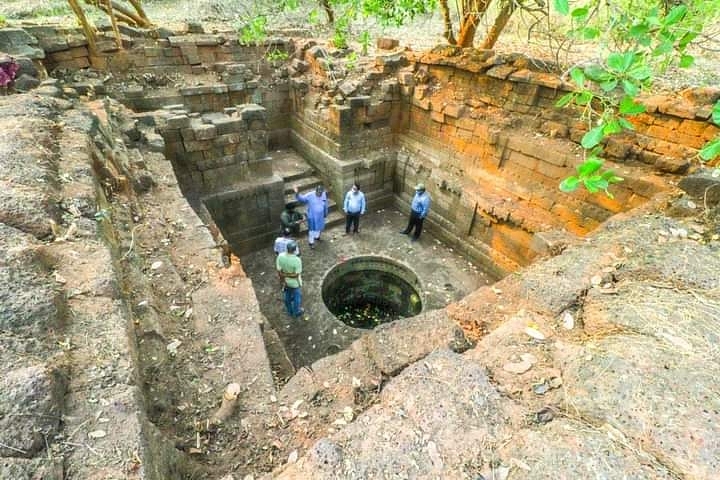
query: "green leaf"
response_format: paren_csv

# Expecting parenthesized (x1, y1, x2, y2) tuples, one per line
(559, 176, 580, 192)
(577, 157, 604, 176)
(575, 91, 594, 106)
(652, 40, 673, 56)
(679, 54, 694, 68)
(603, 120, 623, 135)
(571, 7, 588, 19)
(584, 176, 609, 193)
(600, 79, 618, 92)
(618, 117, 636, 130)
(555, 92, 575, 108)
(607, 53, 626, 72)
(601, 170, 624, 183)
(621, 79, 639, 97)
(664, 5, 688, 26)
(581, 126, 605, 149)
(628, 23, 649, 39)
(712, 101, 720, 126)
(619, 96, 645, 115)
(627, 64, 652, 81)
(554, 0, 570, 15)
(678, 32, 698, 49)
(584, 64, 612, 82)
(582, 27, 600, 40)
(570, 67, 585, 88)
(308, 9, 320, 24)
(699, 138, 720, 161)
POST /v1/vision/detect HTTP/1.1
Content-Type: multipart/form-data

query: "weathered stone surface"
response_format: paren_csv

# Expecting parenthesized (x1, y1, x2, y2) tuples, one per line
(13, 73, 41, 92)
(678, 168, 720, 206)
(0, 458, 63, 480)
(560, 334, 720, 478)
(365, 310, 471, 375)
(0, 364, 67, 457)
(276, 350, 516, 479)
(0, 227, 63, 333)
(238, 103, 267, 122)
(376, 37, 399, 50)
(0, 103, 61, 238)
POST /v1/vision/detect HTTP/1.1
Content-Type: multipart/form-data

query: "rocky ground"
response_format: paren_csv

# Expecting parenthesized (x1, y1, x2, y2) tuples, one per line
(2, 82, 720, 479)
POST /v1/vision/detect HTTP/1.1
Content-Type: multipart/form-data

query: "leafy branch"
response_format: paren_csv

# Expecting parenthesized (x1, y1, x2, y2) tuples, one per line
(554, 0, 718, 196)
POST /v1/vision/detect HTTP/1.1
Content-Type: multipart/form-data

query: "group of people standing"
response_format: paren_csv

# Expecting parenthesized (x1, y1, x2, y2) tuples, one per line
(275, 181, 430, 318)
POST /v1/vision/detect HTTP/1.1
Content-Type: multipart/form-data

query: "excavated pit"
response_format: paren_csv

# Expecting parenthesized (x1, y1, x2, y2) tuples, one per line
(322, 256, 422, 329)
(238, 205, 493, 375)
(4, 18, 716, 480)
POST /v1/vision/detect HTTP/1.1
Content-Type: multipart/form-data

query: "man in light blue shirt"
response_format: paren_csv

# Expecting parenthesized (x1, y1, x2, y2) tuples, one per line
(295, 184, 328, 249)
(399, 183, 431, 242)
(343, 182, 366, 235)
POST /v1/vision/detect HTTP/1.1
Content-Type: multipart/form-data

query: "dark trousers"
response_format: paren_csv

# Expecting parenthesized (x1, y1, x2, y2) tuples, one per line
(345, 212, 361, 233)
(403, 210, 424, 239)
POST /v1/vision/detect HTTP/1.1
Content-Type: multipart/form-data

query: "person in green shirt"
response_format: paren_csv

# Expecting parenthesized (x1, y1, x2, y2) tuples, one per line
(276, 241, 304, 317)
(280, 202, 304, 236)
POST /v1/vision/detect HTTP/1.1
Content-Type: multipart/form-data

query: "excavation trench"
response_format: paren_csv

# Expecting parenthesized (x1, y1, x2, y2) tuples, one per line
(237, 205, 494, 376)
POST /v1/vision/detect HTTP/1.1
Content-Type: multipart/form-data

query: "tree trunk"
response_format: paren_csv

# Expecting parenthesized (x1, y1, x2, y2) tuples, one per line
(480, 1, 515, 49)
(438, 0, 457, 44)
(109, 0, 152, 27)
(105, 0, 122, 49)
(320, 0, 334, 25)
(67, 0, 98, 55)
(456, 0, 492, 47)
(127, 0, 152, 26)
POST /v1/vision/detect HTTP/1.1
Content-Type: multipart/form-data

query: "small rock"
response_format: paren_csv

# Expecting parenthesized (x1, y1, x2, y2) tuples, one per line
(287, 450, 298, 463)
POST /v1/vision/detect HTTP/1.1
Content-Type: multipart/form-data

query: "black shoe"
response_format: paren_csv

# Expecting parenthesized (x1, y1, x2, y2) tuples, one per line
(399, 230, 409, 235)
(411, 237, 419, 242)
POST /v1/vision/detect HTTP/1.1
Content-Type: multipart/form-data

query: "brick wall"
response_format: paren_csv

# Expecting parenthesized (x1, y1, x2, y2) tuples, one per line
(391, 48, 720, 273)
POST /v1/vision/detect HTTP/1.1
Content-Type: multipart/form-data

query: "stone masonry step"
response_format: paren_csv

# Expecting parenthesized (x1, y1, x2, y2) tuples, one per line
(284, 192, 339, 214)
(283, 175, 323, 195)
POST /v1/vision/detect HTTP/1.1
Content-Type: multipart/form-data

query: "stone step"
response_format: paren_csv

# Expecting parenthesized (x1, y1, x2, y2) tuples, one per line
(283, 175, 323, 195)
(285, 192, 340, 215)
(293, 209, 345, 235)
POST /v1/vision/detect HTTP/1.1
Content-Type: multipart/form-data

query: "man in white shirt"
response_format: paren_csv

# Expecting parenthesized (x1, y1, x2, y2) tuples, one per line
(274, 228, 300, 256)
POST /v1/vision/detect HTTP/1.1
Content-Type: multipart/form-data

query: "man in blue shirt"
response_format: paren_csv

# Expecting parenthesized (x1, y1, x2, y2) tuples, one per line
(294, 184, 328, 250)
(399, 183, 431, 242)
(343, 182, 366, 235)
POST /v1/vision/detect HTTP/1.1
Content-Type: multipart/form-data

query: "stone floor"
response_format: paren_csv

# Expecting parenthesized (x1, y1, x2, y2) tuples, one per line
(240, 207, 495, 370)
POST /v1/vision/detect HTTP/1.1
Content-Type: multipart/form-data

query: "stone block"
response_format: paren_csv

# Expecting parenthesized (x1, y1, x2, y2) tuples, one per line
(184, 139, 213, 152)
(238, 104, 267, 122)
(0, 365, 67, 456)
(376, 37, 400, 50)
(655, 156, 690, 174)
(536, 160, 570, 180)
(659, 100, 697, 119)
(430, 110, 445, 123)
(166, 115, 191, 129)
(348, 96, 371, 108)
(213, 132, 242, 146)
(444, 103, 464, 118)
(194, 124, 217, 140)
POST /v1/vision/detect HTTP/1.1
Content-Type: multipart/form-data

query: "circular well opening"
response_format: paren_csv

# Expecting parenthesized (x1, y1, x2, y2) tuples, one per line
(321, 256, 423, 329)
